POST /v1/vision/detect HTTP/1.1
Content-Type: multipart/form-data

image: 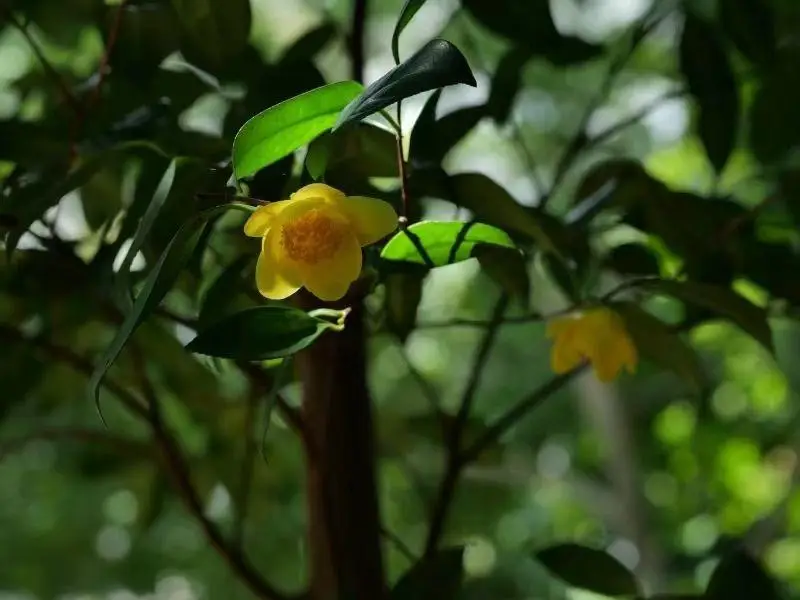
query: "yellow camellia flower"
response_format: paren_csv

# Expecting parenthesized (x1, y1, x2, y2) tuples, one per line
(546, 306, 638, 382)
(243, 183, 398, 302)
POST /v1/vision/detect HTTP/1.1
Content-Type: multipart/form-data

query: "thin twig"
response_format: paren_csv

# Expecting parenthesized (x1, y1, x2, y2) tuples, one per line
(381, 526, 418, 564)
(416, 312, 545, 330)
(424, 293, 510, 556)
(393, 339, 447, 438)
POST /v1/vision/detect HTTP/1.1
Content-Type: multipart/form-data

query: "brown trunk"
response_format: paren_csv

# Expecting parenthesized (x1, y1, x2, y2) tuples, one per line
(296, 287, 386, 600)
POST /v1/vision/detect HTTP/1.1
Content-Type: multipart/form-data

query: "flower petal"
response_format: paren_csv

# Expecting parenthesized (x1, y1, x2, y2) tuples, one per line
(244, 200, 290, 237)
(291, 183, 345, 204)
(255, 229, 302, 300)
(299, 232, 362, 301)
(337, 196, 399, 246)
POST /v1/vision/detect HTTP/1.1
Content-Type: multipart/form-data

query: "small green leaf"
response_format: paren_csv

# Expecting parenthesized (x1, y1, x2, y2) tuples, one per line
(614, 302, 707, 392)
(87, 204, 252, 414)
(233, 81, 364, 180)
(475, 245, 530, 301)
(381, 221, 515, 266)
(679, 13, 740, 174)
(391, 547, 464, 600)
(535, 543, 640, 597)
(705, 549, 783, 600)
(187, 306, 343, 361)
(644, 280, 773, 353)
(334, 39, 476, 130)
(391, 0, 430, 64)
(720, 0, 776, 68)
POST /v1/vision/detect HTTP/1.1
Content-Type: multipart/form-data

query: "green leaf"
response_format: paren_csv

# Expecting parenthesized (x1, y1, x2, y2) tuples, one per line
(198, 255, 254, 328)
(679, 13, 740, 174)
(607, 244, 661, 277)
(462, 0, 601, 65)
(410, 102, 486, 167)
(381, 221, 515, 266)
(749, 52, 800, 165)
(391, 0, 430, 64)
(186, 306, 343, 361)
(475, 245, 530, 301)
(614, 302, 707, 392)
(233, 81, 364, 180)
(169, 0, 251, 72)
(384, 271, 425, 342)
(391, 547, 464, 600)
(306, 123, 398, 181)
(720, 0, 776, 68)
(705, 549, 783, 600)
(488, 46, 531, 123)
(535, 543, 640, 597)
(334, 39, 476, 130)
(87, 204, 252, 414)
(280, 23, 337, 65)
(643, 280, 773, 353)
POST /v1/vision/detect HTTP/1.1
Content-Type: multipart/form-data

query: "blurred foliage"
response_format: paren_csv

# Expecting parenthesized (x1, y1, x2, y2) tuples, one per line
(2, 0, 800, 599)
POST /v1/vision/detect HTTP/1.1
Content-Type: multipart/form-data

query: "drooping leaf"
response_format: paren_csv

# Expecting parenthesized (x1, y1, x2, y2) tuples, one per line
(487, 46, 531, 123)
(186, 306, 343, 360)
(233, 81, 364, 180)
(384, 271, 425, 341)
(535, 544, 640, 597)
(334, 39, 476, 130)
(679, 13, 740, 174)
(719, 0, 776, 68)
(381, 221, 515, 266)
(391, 0, 430, 64)
(475, 245, 530, 301)
(391, 547, 464, 600)
(87, 204, 253, 414)
(281, 23, 338, 65)
(643, 280, 773, 352)
(614, 302, 707, 392)
(705, 549, 783, 600)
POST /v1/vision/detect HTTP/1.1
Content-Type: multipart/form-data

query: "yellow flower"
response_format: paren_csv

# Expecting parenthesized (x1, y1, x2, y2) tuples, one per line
(244, 183, 398, 302)
(546, 306, 638, 382)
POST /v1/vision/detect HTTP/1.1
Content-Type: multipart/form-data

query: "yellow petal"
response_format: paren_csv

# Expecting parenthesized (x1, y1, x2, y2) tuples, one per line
(255, 229, 302, 300)
(592, 351, 620, 382)
(299, 232, 362, 301)
(337, 196, 399, 246)
(546, 314, 579, 338)
(290, 183, 345, 204)
(550, 323, 584, 374)
(243, 201, 290, 237)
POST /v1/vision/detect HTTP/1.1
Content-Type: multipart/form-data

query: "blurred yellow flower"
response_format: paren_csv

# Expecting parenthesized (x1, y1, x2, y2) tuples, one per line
(244, 183, 398, 302)
(546, 306, 638, 382)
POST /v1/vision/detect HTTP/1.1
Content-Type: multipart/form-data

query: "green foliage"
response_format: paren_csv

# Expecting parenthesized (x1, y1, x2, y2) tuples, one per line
(535, 543, 640, 596)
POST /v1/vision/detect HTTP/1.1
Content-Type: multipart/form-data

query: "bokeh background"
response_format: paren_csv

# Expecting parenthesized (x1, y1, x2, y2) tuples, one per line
(2, 0, 800, 598)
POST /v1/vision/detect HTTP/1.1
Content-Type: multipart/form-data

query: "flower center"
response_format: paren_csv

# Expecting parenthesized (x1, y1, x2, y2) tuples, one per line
(281, 209, 346, 264)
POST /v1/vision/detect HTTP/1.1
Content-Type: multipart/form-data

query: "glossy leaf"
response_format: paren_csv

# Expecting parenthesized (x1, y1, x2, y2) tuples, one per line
(679, 13, 740, 174)
(644, 280, 773, 352)
(391, 547, 464, 600)
(186, 306, 342, 361)
(720, 0, 776, 68)
(233, 81, 364, 180)
(391, 0, 430, 64)
(535, 543, 640, 597)
(705, 549, 783, 600)
(334, 39, 476, 130)
(381, 221, 515, 266)
(614, 302, 707, 392)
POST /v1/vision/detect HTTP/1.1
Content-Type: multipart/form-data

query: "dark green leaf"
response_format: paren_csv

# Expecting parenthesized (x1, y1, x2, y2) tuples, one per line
(535, 543, 640, 597)
(679, 13, 740, 174)
(381, 221, 515, 266)
(108, 2, 180, 76)
(410, 103, 486, 166)
(391, 547, 464, 600)
(462, 0, 602, 65)
(334, 39, 476, 130)
(392, 0, 430, 64)
(233, 81, 364, 180)
(384, 271, 425, 341)
(749, 52, 800, 165)
(607, 244, 661, 277)
(614, 302, 707, 392)
(87, 204, 252, 412)
(705, 549, 783, 600)
(198, 255, 254, 328)
(186, 306, 341, 361)
(475, 245, 530, 301)
(643, 280, 773, 352)
(306, 123, 398, 181)
(720, 0, 776, 68)
(488, 47, 531, 123)
(170, 0, 251, 72)
(281, 23, 337, 65)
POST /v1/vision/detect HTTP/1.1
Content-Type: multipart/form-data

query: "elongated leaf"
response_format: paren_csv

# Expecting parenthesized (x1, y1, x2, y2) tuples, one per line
(187, 306, 343, 360)
(198, 254, 254, 328)
(720, 0, 776, 68)
(280, 22, 337, 64)
(381, 221, 515, 266)
(535, 544, 640, 597)
(644, 280, 773, 352)
(679, 13, 740, 174)
(233, 81, 364, 180)
(706, 549, 782, 600)
(392, 0, 430, 64)
(614, 302, 706, 392)
(334, 39, 476, 130)
(410, 104, 486, 166)
(488, 46, 531, 123)
(87, 204, 253, 413)
(391, 547, 464, 600)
